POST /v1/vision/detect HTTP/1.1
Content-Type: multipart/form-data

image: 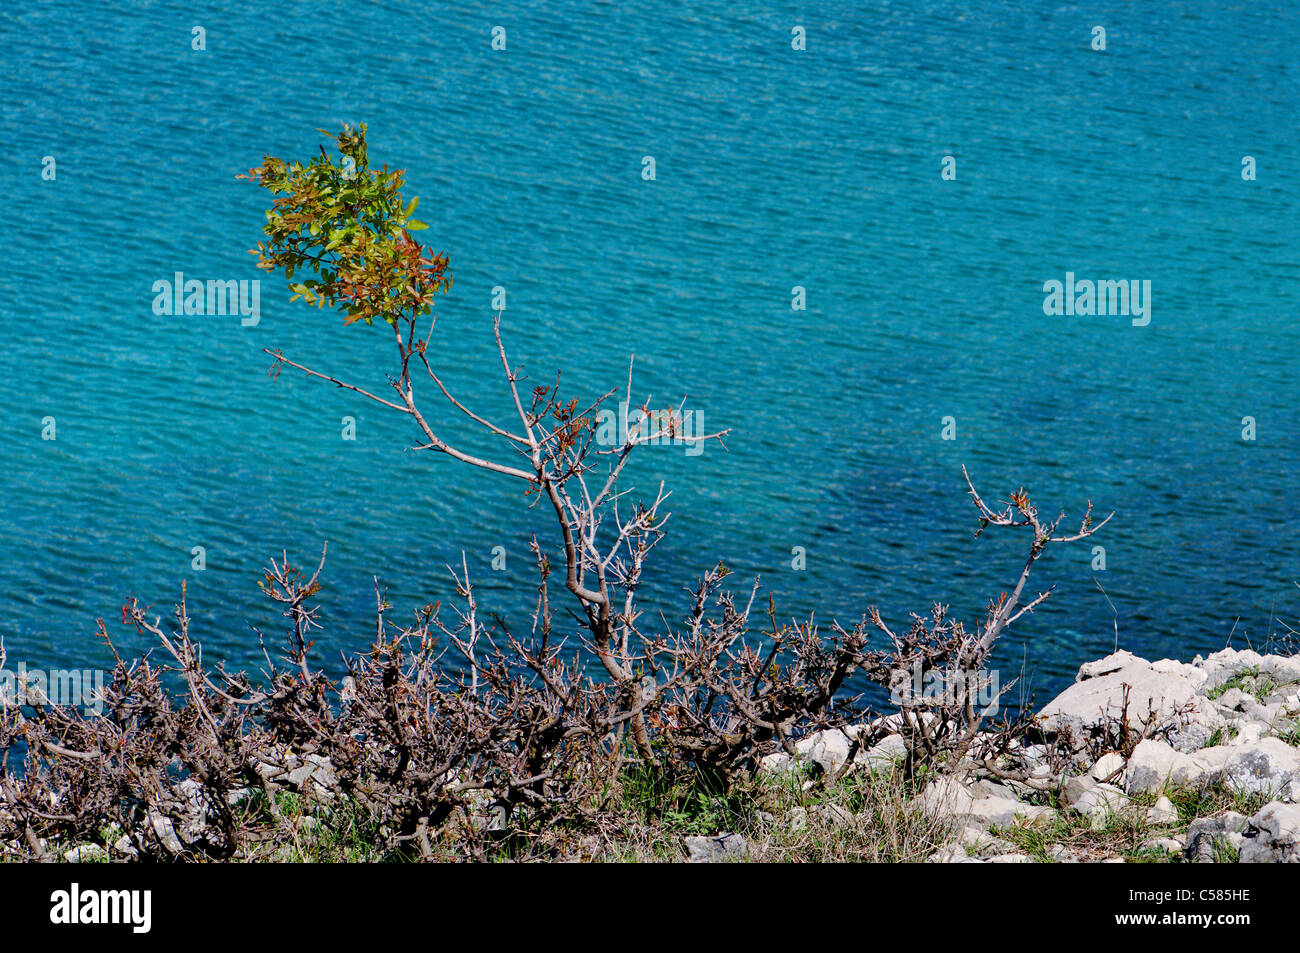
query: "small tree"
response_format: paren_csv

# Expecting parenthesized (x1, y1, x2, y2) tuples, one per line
(864, 468, 1111, 777)
(0, 126, 1113, 863)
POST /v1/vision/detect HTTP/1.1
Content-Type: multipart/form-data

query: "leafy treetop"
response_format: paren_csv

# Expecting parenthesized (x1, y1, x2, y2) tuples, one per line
(239, 124, 451, 327)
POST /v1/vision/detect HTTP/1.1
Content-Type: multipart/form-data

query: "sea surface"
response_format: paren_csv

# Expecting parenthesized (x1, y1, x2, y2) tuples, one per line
(1, 1, 1297, 709)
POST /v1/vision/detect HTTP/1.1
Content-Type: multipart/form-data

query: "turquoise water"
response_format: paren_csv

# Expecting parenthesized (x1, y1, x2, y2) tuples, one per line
(1, 1, 1297, 706)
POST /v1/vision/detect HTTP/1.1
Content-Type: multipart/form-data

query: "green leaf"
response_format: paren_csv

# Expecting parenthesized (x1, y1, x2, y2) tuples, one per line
(406, 219, 428, 231)
(404, 196, 419, 219)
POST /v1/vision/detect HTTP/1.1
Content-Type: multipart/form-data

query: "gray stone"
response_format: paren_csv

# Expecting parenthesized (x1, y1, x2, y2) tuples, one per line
(759, 751, 795, 774)
(62, 844, 109, 863)
(1123, 739, 1211, 794)
(1217, 688, 1253, 712)
(1090, 752, 1125, 782)
(1246, 701, 1284, 725)
(926, 844, 978, 864)
(921, 777, 1054, 829)
(1146, 795, 1180, 825)
(1073, 782, 1130, 826)
(1140, 836, 1185, 854)
(1217, 737, 1300, 795)
(685, 833, 748, 863)
(960, 826, 1017, 856)
(862, 733, 907, 766)
(968, 795, 1037, 828)
(147, 811, 185, 856)
(815, 803, 854, 827)
(1196, 648, 1266, 689)
(920, 777, 976, 818)
(286, 762, 317, 787)
(1061, 773, 1098, 808)
(797, 728, 856, 775)
(971, 778, 1019, 800)
(1047, 843, 1081, 863)
(1184, 812, 1249, 863)
(1038, 651, 1207, 742)
(1238, 801, 1300, 863)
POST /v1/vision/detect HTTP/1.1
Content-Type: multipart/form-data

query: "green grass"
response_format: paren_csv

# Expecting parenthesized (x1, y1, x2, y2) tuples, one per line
(1207, 667, 1291, 702)
(1164, 780, 1271, 827)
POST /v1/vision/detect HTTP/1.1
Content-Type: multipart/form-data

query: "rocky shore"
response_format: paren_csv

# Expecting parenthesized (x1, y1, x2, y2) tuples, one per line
(750, 646, 1300, 863)
(19, 645, 1300, 863)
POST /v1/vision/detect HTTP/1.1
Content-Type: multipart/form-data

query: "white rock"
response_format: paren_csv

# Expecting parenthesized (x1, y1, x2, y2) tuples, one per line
(1047, 843, 1082, 862)
(1090, 752, 1125, 782)
(987, 853, 1032, 863)
(971, 779, 1019, 800)
(1185, 812, 1249, 862)
(927, 844, 977, 863)
(1141, 836, 1185, 854)
(1232, 721, 1266, 746)
(62, 844, 108, 863)
(862, 733, 907, 766)
(921, 777, 976, 818)
(815, 803, 854, 827)
(147, 811, 185, 855)
(921, 778, 1053, 829)
(684, 833, 748, 863)
(1239, 801, 1300, 863)
(968, 795, 1038, 828)
(1196, 648, 1265, 688)
(1123, 739, 1211, 794)
(1146, 795, 1180, 825)
(1039, 651, 1206, 742)
(1217, 737, 1300, 795)
(1062, 774, 1097, 808)
(1217, 688, 1252, 711)
(1073, 782, 1130, 823)
(759, 751, 795, 774)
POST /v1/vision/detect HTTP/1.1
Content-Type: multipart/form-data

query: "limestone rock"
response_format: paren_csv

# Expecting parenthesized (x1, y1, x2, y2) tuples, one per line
(927, 844, 977, 863)
(921, 777, 1053, 829)
(1146, 795, 1180, 825)
(685, 833, 748, 863)
(1217, 737, 1300, 795)
(1141, 836, 1184, 854)
(1123, 739, 1211, 794)
(862, 733, 907, 767)
(1090, 752, 1125, 782)
(1073, 782, 1130, 826)
(1061, 774, 1097, 808)
(1038, 651, 1206, 742)
(1184, 812, 1249, 863)
(62, 844, 109, 863)
(1238, 802, 1300, 863)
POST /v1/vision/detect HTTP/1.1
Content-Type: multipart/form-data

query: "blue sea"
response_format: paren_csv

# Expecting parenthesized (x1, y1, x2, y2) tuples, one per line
(1, 1, 1297, 709)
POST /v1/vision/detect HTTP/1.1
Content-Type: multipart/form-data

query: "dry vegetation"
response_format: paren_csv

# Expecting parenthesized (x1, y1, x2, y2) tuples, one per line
(0, 127, 1111, 862)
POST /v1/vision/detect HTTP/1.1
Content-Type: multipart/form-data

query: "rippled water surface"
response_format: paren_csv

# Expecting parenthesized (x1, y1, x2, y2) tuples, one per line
(1, 1, 1297, 705)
